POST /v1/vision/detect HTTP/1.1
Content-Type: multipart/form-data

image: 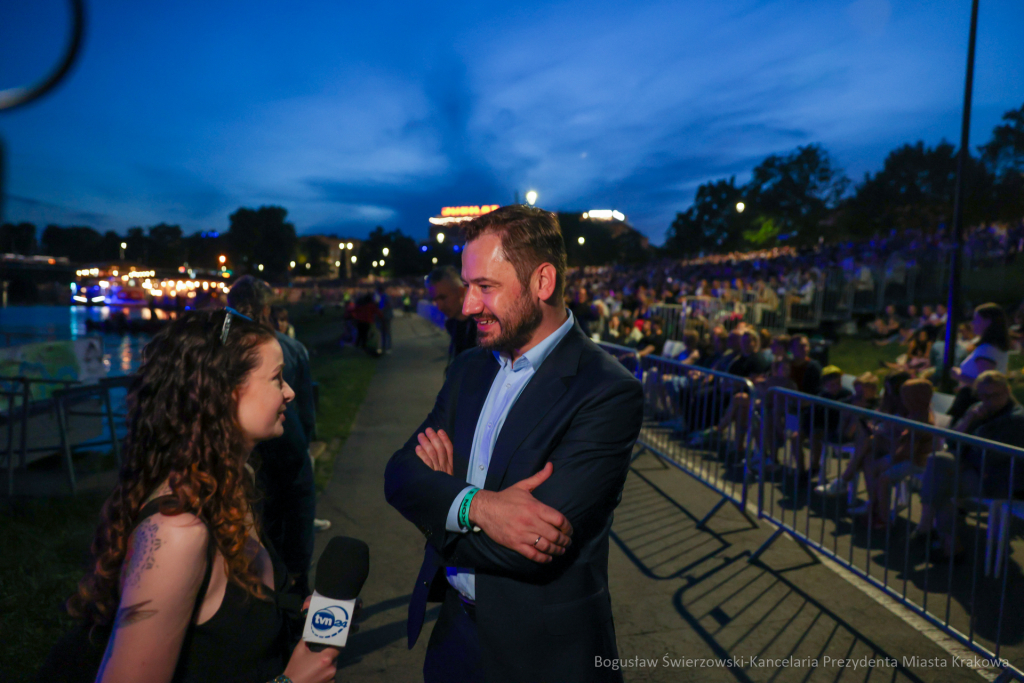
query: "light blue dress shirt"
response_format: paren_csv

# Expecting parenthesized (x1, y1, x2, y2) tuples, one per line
(444, 310, 576, 601)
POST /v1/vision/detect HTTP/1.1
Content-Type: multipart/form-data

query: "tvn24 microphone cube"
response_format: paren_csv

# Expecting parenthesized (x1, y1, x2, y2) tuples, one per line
(302, 537, 369, 649)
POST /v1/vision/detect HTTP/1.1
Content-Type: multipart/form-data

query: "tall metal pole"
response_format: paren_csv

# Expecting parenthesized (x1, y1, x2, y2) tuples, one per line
(941, 0, 980, 393)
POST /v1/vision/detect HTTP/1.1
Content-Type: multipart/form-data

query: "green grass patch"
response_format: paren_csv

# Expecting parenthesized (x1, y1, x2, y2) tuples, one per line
(290, 307, 379, 492)
(308, 349, 378, 492)
(827, 337, 904, 378)
(0, 494, 105, 682)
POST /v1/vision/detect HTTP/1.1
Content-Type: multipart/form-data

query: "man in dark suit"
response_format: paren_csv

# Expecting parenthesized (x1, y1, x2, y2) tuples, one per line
(385, 205, 643, 683)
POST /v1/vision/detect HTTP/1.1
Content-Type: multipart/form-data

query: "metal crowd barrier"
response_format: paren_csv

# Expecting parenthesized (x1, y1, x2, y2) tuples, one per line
(598, 342, 759, 528)
(753, 387, 1024, 678)
(1, 374, 131, 496)
(597, 340, 1024, 677)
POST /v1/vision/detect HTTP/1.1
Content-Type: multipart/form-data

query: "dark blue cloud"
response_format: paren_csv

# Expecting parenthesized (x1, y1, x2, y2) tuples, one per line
(1, 0, 1022, 244)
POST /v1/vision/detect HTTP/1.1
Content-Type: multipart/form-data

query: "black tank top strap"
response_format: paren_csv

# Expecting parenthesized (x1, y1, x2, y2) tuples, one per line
(135, 495, 216, 616)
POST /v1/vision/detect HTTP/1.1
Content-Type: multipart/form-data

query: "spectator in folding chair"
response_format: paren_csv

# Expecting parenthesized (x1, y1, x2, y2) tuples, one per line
(738, 359, 798, 471)
(789, 335, 822, 396)
(794, 365, 852, 483)
(861, 379, 935, 530)
(916, 371, 1024, 560)
(814, 372, 883, 497)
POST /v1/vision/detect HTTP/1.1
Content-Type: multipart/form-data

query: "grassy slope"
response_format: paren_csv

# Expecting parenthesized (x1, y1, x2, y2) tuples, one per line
(0, 306, 377, 682)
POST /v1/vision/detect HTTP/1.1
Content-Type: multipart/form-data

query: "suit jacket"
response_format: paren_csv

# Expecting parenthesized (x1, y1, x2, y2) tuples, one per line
(384, 321, 643, 683)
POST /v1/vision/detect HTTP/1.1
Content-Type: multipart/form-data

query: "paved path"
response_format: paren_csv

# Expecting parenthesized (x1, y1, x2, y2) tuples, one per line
(313, 315, 987, 683)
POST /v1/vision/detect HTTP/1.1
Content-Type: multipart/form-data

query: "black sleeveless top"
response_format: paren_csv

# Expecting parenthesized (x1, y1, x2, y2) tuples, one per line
(37, 499, 296, 683)
(140, 496, 290, 683)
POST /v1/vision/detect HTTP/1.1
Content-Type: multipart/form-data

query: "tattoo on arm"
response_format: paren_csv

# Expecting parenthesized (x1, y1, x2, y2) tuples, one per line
(114, 599, 158, 627)
(121, 518, 163, 591)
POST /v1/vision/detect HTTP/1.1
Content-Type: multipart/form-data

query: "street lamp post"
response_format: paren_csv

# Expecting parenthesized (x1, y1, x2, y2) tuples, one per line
(941, 0, 980, 393)
(120, 241, 127, 260)
(525, 190, 538, 206)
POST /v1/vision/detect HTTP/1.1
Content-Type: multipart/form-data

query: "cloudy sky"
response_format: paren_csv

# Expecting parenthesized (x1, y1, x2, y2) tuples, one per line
(2, 0, 1022, 244)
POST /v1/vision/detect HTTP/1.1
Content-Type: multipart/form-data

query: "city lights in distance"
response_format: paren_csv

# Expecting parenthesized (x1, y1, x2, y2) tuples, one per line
(525, 190, 538, 206)
(578, 236, 585, 245)
(586, 210, 625, 221)
(440, 205, 499, 218)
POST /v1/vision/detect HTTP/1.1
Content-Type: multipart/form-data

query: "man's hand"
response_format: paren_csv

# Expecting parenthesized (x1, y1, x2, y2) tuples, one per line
(468, 463, 573, 563)
(414, 428, 453, 475)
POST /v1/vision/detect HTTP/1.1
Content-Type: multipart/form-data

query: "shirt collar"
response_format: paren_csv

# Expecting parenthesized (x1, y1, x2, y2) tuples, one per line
(495, 309, 575, 372)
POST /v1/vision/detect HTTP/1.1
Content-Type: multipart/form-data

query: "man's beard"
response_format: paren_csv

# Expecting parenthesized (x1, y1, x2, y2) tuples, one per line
(476, 291, 544, 355)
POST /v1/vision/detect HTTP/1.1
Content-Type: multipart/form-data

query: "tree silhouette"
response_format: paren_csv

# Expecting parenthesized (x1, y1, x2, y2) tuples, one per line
(227, 206, 297, 280)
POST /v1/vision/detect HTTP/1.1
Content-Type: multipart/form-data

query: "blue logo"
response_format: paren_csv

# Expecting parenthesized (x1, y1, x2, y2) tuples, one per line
(310, 606, 350, 638)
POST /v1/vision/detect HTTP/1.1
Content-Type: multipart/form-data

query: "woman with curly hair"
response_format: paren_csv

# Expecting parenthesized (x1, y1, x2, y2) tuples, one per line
(57, 309, 337, 683)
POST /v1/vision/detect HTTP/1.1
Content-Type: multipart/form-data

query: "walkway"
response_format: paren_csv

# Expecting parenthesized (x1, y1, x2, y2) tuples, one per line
(312, 314, 986, 683)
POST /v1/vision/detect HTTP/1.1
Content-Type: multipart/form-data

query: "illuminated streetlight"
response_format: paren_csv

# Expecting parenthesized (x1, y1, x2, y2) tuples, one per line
(339, 242, 344, 249)
(372, 261, 378, 267)
(120, 241, 127, 259)
(578, 236, 585, 245)
(218, 254, 227, 264)
(258, 264, 264, 271)
(431, 257, 438, 264)
(380, 259, 385, 266)
(436, 232, 445, 244)
(736, 202, 745, 213)
(306, 263, 311, 269)
(382, 247, 389, 257)
(525, 190, 538, 206)
(289, 261, 296, 268)
(351, 255, 357, 263)
(335, 260, 340, 267)
(346, 242, 353, 250)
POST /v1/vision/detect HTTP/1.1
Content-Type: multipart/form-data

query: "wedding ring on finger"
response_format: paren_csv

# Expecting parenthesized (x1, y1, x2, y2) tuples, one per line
(534, 536, 542, 546)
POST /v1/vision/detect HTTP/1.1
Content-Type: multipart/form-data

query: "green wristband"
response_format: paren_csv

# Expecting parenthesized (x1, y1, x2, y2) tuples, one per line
(459, 487, 480, 531)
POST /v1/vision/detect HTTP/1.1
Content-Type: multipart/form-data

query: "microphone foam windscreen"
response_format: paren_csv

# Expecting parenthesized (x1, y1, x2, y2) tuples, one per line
(314, 536, 370, 600)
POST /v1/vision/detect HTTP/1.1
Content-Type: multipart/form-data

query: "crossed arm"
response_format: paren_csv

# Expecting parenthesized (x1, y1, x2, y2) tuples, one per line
(387, 375, 643, 576)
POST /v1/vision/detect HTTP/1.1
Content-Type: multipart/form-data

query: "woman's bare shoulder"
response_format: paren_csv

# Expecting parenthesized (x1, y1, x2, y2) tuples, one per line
(121, 512, 209, 593)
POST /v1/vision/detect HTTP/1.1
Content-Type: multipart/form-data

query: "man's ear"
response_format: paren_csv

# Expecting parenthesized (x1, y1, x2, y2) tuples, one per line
(534, 263, 558, 304)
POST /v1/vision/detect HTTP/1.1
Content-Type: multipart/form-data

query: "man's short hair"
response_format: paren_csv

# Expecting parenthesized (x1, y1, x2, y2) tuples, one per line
(461, 205, 567, 304)
(976, 370, 1011, 393)
(425, 265, 464, 288)
(227, 275, 274, 324)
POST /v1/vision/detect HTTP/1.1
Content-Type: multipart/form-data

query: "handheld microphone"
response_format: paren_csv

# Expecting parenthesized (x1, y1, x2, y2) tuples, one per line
(302, 537, 370, 649)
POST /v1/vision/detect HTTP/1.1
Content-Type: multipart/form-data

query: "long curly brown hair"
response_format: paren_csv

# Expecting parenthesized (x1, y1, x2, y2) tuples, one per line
(69, 309, 277, 625)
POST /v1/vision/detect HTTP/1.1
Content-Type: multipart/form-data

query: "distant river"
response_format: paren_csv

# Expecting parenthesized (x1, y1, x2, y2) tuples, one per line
(0, 305, 162, 376)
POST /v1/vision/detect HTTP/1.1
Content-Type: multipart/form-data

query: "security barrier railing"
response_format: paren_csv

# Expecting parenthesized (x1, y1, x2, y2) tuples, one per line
(598, 343, 1024, 679)
(611, 350, 759, 528)
(750, 388, 1024, 677)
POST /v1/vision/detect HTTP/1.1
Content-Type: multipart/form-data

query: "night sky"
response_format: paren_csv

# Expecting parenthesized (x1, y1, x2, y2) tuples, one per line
(2, 0, 1022, 244)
